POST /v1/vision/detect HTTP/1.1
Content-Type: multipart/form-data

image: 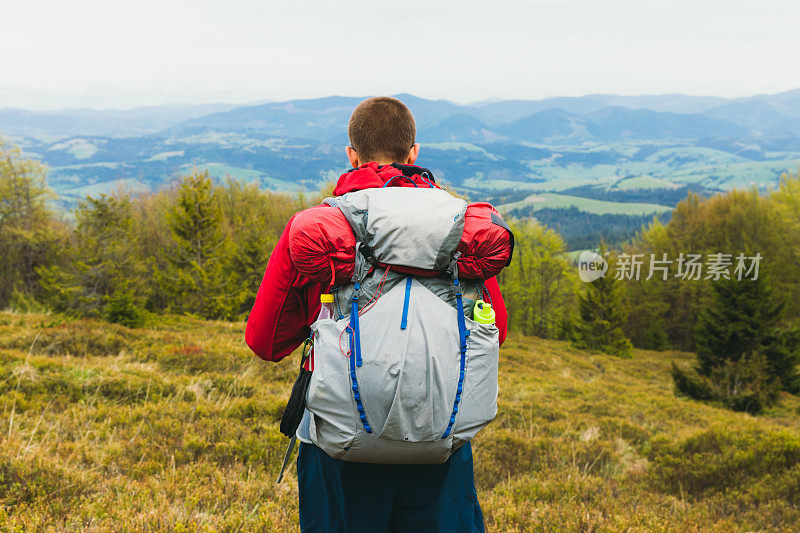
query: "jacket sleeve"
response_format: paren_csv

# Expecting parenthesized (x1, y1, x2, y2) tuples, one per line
(483, 276, 508, 346)
(245, 215, 322, 362)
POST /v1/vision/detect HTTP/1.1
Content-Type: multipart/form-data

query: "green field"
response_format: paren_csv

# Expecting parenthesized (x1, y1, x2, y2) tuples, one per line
(427, 142, 500, 159)
(184, 162, 330, 193)
(670, 159, 800, 189)
(500, 192, 674, 216)
(612, 176, 680, 191)
(2, 311, 798, 530)
(461, 144, 800, 197)
(145, 151, 185, 162)
(47, 139, 102, 160)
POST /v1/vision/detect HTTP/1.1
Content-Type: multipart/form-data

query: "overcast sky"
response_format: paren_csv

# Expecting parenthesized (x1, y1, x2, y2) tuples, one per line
(2, 0, 799, 109)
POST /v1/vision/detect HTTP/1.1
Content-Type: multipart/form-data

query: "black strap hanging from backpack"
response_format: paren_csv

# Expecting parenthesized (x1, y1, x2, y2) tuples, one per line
(279, 337, 313, 438)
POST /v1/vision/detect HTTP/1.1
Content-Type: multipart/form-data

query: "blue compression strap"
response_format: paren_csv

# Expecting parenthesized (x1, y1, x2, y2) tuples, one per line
(348, 283, 371, 432)
(442, 277, 469, 439)
(382, 175, 418, 188)
(351, 284, 362, 367)
(400, 276, 412, 330)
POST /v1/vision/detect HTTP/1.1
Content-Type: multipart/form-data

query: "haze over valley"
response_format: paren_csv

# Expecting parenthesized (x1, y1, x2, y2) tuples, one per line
(4, 90, 800, 247)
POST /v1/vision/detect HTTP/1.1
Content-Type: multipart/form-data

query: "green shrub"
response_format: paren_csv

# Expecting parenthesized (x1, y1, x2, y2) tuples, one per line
(671, 362, 715, 401)
(152, 343, 247, 374)
(104, 289, 146, 328)
(0, 455, 93, 509)
(672, 358, 780, 415)
(473, 431, 560, 490)
(0, 322, 129, 357)
(648, 428, 800, 497)
(84, 375, 178, 404)
(6, 290, 47, 314)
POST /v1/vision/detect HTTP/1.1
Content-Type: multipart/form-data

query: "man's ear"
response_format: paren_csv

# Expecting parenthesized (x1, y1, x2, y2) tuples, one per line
(346, 146, 360, 168)
(406, 143, 420, 165)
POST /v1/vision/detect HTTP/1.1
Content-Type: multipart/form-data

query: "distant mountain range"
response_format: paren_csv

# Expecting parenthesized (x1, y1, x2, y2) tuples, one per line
(4, 90, 800, 142)
(0, 103, 238, 139)
(3, 91, 800, 244)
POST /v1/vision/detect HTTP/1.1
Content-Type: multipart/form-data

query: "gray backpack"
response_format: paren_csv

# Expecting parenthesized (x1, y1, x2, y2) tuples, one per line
(304, 184, 500, 464)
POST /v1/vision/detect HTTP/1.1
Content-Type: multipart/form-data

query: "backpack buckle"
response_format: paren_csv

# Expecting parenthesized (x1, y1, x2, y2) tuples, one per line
(446, 252, 462, 281)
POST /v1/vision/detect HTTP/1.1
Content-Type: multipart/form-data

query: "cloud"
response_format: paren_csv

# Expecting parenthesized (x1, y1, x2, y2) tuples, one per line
(1, 0, 799, 108)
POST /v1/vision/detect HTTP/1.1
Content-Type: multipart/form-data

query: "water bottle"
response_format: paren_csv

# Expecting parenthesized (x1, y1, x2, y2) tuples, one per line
(473, 299, 496, 325)
(318, 294, 335, 320)
(310, 294, 335, 372)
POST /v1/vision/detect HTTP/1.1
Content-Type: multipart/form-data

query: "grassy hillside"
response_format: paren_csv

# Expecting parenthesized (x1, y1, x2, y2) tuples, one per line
(1, 311, 798, 531)
(499, 192, 673, 216)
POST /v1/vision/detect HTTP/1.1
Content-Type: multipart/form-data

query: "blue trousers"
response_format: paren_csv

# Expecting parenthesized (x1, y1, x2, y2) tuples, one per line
(297, 442, 485, 533)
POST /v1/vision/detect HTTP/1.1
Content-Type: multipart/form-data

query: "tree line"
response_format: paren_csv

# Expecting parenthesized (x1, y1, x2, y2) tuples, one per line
(0, 141, 313, 325)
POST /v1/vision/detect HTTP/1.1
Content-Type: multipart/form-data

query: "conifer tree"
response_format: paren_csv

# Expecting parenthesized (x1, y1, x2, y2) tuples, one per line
(218, 178, 281, 317)
(687, 274, 800, 410)
(573, 246, 632, 357)
(160, 171, 233, 319)
(38, 193, 147, 321)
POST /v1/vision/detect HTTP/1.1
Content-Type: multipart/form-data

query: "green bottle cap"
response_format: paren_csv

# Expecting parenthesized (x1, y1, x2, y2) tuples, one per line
(473, 300, 495, 324)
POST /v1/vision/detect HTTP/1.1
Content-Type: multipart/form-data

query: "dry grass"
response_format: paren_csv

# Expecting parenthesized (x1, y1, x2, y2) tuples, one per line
(0, 311, 798, 531)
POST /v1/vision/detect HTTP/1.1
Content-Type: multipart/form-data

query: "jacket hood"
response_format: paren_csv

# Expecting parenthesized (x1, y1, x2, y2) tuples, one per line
(332, 162, 439, 196)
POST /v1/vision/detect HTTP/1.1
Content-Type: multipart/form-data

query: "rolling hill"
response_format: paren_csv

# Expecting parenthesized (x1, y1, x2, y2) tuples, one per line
(4, 90, 800, 246)
(1, 311, 798, 530)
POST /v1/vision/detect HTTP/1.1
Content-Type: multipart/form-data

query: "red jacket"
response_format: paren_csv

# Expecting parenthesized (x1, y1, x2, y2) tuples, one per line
(245, 162, 508, 362)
